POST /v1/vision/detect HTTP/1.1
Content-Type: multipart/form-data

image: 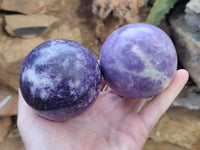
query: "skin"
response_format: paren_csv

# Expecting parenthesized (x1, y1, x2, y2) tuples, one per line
(17, 69, 188, 150)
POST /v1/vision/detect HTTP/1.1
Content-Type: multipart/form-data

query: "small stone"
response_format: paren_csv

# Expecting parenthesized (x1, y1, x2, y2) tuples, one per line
(0, 84, 18, 116)
(0, 117, 12, 142)
(150, 107, 200, 149)
(170, 11, 200, 90)
(4, 15, 58, 38)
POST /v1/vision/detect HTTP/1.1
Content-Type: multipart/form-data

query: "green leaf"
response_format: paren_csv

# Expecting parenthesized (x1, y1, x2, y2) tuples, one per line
(146, 0, 178, 26)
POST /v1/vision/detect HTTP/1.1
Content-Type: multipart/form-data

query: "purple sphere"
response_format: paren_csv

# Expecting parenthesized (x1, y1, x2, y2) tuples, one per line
(100, 23, 177, 99)
(20, 39, 102, 121)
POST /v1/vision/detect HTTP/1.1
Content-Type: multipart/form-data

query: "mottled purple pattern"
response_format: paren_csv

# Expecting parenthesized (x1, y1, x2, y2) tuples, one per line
(20, 39, 102, 121)
(100, 23, 177, 99)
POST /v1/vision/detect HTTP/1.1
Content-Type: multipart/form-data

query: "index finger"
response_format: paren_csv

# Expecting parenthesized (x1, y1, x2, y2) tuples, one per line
(17, 89, 37, 126)
(139, 69, 189, 132)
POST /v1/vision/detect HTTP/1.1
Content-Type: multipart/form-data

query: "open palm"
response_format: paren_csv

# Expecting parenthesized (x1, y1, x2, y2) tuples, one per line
(17, 69, 188, 150)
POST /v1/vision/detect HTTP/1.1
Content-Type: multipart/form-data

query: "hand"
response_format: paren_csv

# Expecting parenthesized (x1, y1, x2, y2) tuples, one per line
(17, 69, 188, 150)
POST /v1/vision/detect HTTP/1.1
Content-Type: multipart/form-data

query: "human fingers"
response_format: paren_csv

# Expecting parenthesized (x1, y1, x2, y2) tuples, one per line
(101, 78, 108, 91)
(17, 89, 37, 127)
(138, 69, 189, 132)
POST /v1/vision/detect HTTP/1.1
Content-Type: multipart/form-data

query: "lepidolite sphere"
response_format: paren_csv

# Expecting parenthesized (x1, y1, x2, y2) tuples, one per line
(20, 39, 102, 121)
(100, 23, 177, 99)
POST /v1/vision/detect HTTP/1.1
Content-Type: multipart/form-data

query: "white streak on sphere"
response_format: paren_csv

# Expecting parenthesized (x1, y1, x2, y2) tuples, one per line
(22, 66, 54, 100)
(130, 45, 170, 88)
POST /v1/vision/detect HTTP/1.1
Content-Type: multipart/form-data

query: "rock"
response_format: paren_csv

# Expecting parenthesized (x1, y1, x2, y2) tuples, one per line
(45, 16, 104, 50)
(90, 0, 149, 42)
(143, 139, 187, 150)
(0, 124, 25, 150)
(0, 117, 12, 142)
(0, 84, 18, 116)
(173, 87, 200, 110)
(0, 0, 65, 15)
(4, 15, 58, 38)
(185, 0, 200, 31)
(170, 10, 200, 90)
(150, 107, 200, 149)
(186, 0, 200, 14)
(92, 0, 148, 21)
(42, 23, 83, 45)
